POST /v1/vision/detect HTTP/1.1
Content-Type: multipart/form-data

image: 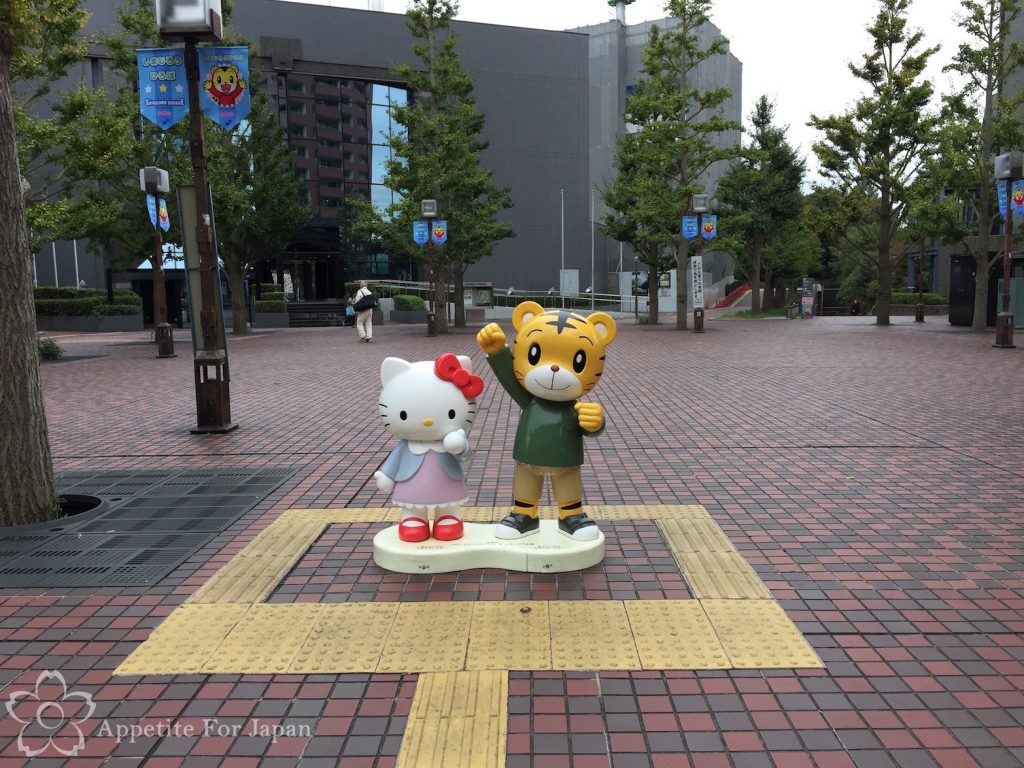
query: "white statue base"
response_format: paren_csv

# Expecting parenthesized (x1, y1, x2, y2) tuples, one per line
(372, 520, 605, 574)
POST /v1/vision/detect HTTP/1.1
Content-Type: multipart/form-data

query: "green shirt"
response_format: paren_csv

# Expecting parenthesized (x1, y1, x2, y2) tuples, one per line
(487, 347, 603, 467)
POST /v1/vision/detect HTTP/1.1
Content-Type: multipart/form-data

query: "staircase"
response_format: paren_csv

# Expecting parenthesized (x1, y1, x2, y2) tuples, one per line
(286, 300, 349, 328)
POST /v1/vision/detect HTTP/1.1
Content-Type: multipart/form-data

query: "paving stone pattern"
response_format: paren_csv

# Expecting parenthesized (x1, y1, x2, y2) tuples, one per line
(4, 316, 1021, 767)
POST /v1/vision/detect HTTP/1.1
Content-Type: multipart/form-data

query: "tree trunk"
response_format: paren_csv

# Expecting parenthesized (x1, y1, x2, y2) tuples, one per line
(749, 242, 763, 313)
(224, 265, 248, 335)
(0, 42, 58, 526)
(675, 243, 688, 330)
(762, 267, 775, 309)
(431, 258, 448, 334)
(647, 265, 659, 324)
(876, 200, 892, 326)
(453, 264, 465, 328)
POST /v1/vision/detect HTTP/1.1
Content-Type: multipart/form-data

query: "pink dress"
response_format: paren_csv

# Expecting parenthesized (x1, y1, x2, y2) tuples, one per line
(393, 450, 468, 508)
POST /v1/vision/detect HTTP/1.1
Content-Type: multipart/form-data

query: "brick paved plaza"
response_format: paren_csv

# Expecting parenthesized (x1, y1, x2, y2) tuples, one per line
(5, 312, 1023, 768)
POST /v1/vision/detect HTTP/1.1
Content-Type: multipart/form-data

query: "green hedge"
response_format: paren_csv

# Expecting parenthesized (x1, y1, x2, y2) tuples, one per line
(259, 283, 284, 294)
(891, 292, 946, 305)
(35, 298, 141, 317)
(256, 299, 287, 313)
(393, 294, 426, 311)
(33, 287, 142, 306)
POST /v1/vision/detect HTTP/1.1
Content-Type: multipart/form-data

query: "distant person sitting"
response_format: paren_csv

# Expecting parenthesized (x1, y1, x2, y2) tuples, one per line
(850, 298, 861, 316)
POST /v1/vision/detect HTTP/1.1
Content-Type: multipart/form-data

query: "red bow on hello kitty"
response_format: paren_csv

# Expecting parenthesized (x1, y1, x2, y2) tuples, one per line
(434, 353, 484, 399)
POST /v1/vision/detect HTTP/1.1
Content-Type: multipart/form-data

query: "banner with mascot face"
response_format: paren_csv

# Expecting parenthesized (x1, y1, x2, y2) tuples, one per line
(198, 46, 251, 130)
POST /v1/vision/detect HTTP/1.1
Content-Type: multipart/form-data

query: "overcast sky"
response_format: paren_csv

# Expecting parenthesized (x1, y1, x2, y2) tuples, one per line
(285, 0, 972, 184)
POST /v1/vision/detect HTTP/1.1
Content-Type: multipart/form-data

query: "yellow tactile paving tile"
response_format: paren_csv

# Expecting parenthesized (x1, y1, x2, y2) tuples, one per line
(378, 603, 474, 672)
(398, 671, 507, 768)
(703, 599, 824, 668)
(282, 504, 712, 524)
(625, 600, 730, 669)
(549, 601, 640, 670)
(466, 601, 551, 671)
(204, 604, 325, 673)
(115, 604, 248, 675)
(659, 517, 738, 554)
(241, 520, 326, 557)
(188, 553, 307, 604)
(677, 551, 773, 599)
(290, 603, 399, 673)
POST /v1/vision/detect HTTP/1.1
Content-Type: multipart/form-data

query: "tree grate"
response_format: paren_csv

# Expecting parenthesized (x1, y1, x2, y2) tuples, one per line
(0, 467, 296, 588)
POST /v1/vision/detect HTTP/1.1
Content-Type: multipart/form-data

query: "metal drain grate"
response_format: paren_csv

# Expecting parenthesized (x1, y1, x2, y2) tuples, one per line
(0, 467, 296, 588)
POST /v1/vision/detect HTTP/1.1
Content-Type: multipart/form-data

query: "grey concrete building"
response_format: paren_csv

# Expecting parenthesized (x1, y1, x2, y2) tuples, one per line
(33, 0, 741, 305)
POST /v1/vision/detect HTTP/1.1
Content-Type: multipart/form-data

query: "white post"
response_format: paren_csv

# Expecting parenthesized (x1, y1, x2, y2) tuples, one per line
(73, 239, 80, 288)
(33, 253, 38, 285)
(560, 188, 565, 303)
(590, 188, 595, 310)
(52, 242, 59, 287)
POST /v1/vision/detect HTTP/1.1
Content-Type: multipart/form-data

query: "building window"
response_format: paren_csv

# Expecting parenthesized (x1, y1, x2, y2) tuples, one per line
(288, 80, 306, 94)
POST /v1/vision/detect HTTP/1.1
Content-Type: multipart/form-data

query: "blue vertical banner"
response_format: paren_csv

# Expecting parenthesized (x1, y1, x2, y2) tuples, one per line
(701, 215, 717, 240)
(147, 194, 159, 229)
(1012, 180, 1024, 216)
(137, 49, 188, 129)
(681, 215, 698, 240)
(158, 198, 170, 232)
(997, 183, 1009, 218)
(431, 220, 448, 245)
(198, 46, 251, 130)
(413, 220, 429, 246)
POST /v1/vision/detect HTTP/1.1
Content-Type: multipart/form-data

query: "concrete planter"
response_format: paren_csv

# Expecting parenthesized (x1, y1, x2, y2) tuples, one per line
(36, 314, 143, 333)
(889, 304, 948, 317)
(389, 309, 427, 324)
(253, 311, 290, 328)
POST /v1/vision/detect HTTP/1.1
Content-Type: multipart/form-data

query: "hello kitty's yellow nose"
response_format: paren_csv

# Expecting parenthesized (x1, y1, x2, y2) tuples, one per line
(422, 418, 433, 427)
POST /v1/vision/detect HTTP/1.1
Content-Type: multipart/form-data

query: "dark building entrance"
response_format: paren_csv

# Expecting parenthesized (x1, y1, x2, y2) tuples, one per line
(949, 253, 1024, 326)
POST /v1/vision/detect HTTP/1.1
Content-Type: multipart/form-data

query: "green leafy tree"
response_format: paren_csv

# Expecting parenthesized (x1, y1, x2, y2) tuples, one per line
(355, 0, 512, 333)
(937, 0, 1024, 330)
(717, 96, 806, 311)
(1, 0, 87, 525)
(809, 0, 941, 325)
(612, 0, 741, 331)
(204, 91, 309, 334)
(601, 130, 678, 324)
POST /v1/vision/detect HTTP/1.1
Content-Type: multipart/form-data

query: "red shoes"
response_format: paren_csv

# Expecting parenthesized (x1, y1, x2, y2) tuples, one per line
(398, 516, 429, 542)
(397, 514, 464, 542)
(432, 514, 464, 541)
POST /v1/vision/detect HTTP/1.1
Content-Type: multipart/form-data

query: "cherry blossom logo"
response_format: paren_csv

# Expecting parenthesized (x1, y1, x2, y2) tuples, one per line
(5, 670, 96, 757)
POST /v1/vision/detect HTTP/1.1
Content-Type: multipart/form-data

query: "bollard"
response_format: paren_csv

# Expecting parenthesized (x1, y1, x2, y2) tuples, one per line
(426, 311, 436, 337)
(693, 308, 704, 333)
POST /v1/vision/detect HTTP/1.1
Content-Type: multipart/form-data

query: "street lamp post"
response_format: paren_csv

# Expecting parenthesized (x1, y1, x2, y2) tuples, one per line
(156, 0, 235, 432)
(994, 151, 1020, 348)
(633, 257, 639, 321)
(560, 188, 564, 307)
(915, 239, 925, 324)
(140, 166, 175, 357)
(691, 194, 708, 333)
(421, 199, 437, 335)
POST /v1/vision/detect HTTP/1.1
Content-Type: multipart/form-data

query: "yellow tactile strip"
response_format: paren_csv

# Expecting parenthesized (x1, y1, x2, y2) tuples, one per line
(114, 599, 822, 675)
(113, 504, 823, 677)
(397, 671, 508, 768)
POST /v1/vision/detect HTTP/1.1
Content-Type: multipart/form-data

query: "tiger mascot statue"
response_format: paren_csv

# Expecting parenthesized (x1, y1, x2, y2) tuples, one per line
(476, 301, 617, 541)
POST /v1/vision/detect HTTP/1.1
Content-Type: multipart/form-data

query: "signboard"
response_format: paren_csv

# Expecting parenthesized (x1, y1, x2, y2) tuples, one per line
(137, 48, 189, 129)
(801, 296, 814, 318)
(198, 46, 251, 130)
(413, 220, 429, 246)
(431, 220, 448, 245)
(701, 215, 717, 240)
(158, 198, 170, 232)
(681, 215, 698, 241)
(1012, 180, 1024, 216)
(690, 255, 704, 309)
(147, 194, 159, 229)
(997, 182, 1008, 218)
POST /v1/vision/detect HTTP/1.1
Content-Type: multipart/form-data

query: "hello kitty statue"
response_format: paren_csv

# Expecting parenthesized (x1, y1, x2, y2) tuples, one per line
(374, 353, 484, 542)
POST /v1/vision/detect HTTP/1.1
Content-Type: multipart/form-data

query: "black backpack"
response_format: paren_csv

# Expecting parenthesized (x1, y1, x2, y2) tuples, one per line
(353, 292, 377, 312)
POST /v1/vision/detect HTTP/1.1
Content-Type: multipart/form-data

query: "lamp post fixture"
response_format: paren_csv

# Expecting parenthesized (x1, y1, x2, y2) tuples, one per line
(915, 238, 925, 324)
(994, 151, 1020, 348)
(139, 166, 175, 357)
(156, 0, 236, 432)
(633, 257, 639, 321)
(421, 199, 438, 335)
(691, 193, 709, 333)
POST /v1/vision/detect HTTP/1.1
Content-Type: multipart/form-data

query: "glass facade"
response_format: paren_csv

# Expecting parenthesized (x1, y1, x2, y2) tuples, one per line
(263, 72, 415, 295)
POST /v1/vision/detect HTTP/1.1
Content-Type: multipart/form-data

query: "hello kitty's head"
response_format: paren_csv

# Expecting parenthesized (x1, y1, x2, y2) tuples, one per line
(379, 354, 482, 442)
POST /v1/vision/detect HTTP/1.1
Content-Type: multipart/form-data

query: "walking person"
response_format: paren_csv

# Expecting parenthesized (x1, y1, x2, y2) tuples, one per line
(350, 280, 375, 342)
